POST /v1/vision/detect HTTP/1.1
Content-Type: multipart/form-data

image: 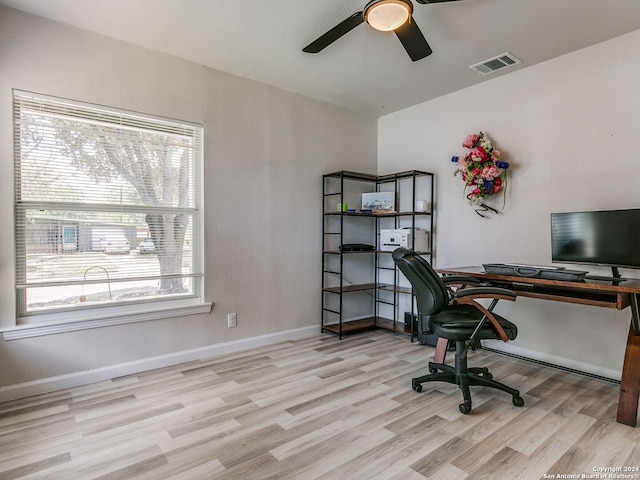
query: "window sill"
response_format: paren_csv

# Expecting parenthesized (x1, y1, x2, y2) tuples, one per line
(1, 302, 213, 340)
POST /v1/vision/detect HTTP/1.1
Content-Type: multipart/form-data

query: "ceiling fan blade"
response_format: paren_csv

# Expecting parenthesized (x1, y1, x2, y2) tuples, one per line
(394, 17, 432, 61)
(303, 12, 364, 53)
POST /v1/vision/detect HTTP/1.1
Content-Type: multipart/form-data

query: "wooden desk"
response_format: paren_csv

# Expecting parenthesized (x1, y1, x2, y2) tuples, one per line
(439, 266, 640, 427)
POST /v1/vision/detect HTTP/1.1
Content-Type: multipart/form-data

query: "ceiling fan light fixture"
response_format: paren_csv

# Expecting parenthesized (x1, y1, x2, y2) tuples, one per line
(364, 0, 412, 32)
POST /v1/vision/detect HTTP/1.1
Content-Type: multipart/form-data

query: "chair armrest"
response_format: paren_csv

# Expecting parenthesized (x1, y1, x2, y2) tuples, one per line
(442, 275, 485, 296)
(452, 287, 517, 343)
(452, 286, 517, 301)
(442, 275, 483, 286)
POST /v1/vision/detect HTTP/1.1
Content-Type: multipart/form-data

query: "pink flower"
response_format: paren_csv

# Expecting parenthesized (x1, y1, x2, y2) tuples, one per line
(470, 147, 489, 162)
(481, 165, 500, 180)
(462, 134, 479, 149)
(451, 132, 509, 210)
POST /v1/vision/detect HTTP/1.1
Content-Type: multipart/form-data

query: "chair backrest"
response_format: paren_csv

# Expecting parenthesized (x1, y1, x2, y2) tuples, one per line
(392, 247, 450, 316)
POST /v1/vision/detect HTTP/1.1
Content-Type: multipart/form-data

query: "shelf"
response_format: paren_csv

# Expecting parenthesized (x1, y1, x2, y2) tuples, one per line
(323, 249, 431, 256)
(379, 250, 431, 256)
(323, 211, 431, 217)
(323, 169, 434, 182)
(322, 170, 434, 340)
(323, 249, 376, 255)
(322, 317, 376, 334)
(323, 283, 413, 295)
(376, 317, 410, 334)
(377, 170, 435, 182)
(322, 171, 380, 182)
(323, 283, 377, 294)
(322, 317, 407, 335)
(379, 284, 413, 295)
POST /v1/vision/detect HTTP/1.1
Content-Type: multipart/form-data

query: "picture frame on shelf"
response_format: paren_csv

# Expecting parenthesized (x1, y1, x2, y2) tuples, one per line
(362, 192, 395, 213)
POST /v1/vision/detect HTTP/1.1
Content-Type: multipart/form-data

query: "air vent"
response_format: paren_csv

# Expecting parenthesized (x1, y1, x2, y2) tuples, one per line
(469, 52, 521, 76)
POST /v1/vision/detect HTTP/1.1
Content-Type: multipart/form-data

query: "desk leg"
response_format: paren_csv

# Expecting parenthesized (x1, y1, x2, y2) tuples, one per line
(617, 322, 640, 427)
(433, 337, 448, 364)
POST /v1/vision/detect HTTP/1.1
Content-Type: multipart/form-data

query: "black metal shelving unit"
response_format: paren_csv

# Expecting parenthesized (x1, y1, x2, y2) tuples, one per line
(321, 170, 434, 339)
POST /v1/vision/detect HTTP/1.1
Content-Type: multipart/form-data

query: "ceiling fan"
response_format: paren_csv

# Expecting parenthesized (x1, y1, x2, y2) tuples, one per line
(303, 0, 464, 62)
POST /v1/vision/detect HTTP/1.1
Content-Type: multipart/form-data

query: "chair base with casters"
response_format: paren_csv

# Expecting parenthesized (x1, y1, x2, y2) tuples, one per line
(412, 338, 525, 414)
(392, 247, 525, 414)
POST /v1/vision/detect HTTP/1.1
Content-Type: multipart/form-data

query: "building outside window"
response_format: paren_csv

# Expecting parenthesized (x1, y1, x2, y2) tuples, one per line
(13, 91, 205, 328)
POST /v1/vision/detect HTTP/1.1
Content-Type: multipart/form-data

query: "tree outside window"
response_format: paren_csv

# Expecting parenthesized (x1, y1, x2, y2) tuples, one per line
(14, 91, 204, 322)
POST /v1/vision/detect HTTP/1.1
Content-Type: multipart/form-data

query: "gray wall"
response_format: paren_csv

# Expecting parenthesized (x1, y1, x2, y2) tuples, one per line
(0, 7, 377, 388)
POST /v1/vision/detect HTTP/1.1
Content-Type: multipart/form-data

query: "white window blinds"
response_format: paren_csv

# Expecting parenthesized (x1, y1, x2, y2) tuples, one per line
(14, 91, 204, 321)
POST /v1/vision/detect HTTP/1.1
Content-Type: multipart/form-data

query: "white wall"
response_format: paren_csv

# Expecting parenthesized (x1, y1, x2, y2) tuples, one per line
(379, 29, 640, 379)
(0, 7, 378, 390)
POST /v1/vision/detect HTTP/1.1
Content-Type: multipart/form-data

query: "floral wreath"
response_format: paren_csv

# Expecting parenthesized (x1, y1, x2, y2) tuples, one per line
(451, 131, 510, 217)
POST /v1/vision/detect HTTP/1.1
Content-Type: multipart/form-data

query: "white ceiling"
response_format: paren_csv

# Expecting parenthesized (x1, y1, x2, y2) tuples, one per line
(3, 0, 640, 116)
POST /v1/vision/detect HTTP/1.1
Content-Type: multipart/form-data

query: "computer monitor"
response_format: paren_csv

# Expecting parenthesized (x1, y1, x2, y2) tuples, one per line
(551, 208, 640, 280)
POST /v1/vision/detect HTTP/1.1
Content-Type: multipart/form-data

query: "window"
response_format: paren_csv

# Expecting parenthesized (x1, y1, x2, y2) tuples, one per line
(13, 91, 206, 329)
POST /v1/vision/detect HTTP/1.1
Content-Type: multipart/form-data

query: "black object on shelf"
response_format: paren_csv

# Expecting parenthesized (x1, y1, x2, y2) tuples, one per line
(340, 243, 375, 252)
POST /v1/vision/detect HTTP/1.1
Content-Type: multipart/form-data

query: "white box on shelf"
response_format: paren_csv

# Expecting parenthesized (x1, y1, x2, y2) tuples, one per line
(380, 228, 428, 252)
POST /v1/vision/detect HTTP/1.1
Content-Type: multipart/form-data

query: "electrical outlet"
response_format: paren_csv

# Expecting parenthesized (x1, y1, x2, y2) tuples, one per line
(227, 312, 237, 328)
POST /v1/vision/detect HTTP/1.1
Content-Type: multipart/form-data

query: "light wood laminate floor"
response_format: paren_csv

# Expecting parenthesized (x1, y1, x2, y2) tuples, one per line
(1, 330, 639, 480)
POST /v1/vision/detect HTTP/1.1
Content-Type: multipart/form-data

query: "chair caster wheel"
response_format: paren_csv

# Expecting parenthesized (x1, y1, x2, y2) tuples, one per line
(429, 366, 438, 374)
(512, 395, 524, 407)
(459, 402, 472, 414)
(412, 381, 422, 393)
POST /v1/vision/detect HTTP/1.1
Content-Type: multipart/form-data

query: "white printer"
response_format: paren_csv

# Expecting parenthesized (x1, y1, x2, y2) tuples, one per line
(380, 228, 428, 252)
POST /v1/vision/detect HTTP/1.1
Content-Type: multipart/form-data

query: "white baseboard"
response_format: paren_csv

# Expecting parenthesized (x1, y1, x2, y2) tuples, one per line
(0, 325, 319, 403)
(483, 340, 622, 381)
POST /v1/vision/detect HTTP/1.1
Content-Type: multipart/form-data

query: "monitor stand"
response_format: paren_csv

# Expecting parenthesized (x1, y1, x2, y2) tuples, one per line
(586, 266, 627, 283)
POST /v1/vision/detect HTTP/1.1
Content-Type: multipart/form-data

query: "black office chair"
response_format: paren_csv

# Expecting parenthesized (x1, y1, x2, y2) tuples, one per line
(392, 247, 525, 414)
